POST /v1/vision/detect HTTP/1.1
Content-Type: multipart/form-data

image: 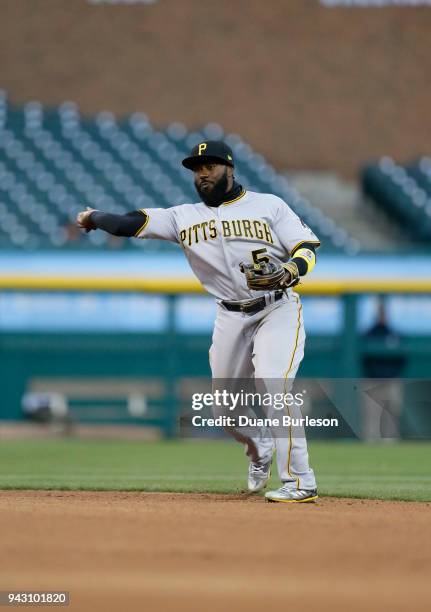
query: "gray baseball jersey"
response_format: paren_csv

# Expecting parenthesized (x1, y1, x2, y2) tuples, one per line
(137, 189, 319, 492)
(136, 190, 320, 300)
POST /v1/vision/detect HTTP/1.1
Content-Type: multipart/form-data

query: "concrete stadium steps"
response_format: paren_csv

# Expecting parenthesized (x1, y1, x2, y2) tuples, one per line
(286, 171, 405, 252)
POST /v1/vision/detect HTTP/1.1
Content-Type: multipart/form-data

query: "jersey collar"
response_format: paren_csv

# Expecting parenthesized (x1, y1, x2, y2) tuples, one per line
(222, 189, 247, 206)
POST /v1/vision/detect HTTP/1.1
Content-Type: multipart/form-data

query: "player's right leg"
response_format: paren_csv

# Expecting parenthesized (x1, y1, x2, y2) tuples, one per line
(209, 305, 254, 379)
(209, 305, 274, 490)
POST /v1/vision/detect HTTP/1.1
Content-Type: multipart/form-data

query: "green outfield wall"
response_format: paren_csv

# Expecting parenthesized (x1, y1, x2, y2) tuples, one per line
(1, 286, 430, 438)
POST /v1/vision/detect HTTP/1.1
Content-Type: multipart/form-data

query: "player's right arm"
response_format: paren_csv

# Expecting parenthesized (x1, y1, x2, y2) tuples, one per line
(76, 207, 178, 242)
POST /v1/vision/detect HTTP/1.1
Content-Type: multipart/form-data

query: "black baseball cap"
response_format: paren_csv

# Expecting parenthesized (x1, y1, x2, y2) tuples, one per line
(182, 140, 234, 170)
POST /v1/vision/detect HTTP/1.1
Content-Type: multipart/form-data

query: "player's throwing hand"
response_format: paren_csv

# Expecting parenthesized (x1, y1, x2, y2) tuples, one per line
(76, 207, 98, 232)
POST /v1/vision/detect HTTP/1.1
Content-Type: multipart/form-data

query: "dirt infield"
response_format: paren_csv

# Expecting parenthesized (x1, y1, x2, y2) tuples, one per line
(0, 492, 429, 612)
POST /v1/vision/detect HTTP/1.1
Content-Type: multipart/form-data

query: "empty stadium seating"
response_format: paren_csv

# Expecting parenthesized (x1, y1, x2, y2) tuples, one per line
(0, 90, 358, 253)
(362, 157, 431, 243)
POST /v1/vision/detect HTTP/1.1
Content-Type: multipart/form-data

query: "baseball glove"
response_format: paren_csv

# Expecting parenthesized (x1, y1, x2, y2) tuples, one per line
(239, 260, 299, 291)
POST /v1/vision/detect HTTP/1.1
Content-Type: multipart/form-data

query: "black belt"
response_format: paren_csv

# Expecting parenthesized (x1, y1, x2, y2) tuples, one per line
(221, 291, 284, 315)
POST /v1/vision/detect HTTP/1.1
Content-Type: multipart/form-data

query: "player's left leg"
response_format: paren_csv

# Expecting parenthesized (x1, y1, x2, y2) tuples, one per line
(252, 293, 317, 500)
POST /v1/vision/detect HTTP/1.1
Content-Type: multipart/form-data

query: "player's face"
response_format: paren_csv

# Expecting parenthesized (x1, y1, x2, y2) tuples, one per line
(193, 163, 233, 206)
(193, 162, 227, 191)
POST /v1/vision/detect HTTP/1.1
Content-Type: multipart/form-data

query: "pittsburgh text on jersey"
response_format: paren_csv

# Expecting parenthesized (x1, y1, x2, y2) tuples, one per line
(179, 219, 274, 247)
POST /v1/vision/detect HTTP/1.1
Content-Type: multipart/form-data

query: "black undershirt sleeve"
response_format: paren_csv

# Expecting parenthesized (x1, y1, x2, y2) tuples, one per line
(292, 257, 308, 277)
(290, 243, 317, 276)
(90, 210, 147, 237)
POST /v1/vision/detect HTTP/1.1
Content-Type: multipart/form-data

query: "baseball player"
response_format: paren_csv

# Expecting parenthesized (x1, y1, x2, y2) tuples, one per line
(77, 140, 320, 503)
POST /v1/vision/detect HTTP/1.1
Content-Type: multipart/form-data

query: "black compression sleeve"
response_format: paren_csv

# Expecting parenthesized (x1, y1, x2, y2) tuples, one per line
(90, 210, 148, 237)
(291, 256, 308, 276)
(291, 244, 317, 276)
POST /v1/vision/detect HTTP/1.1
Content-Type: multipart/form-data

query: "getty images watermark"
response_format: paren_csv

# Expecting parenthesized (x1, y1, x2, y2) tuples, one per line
(190, 389, 339, 429)
(182, 378, 431, 440)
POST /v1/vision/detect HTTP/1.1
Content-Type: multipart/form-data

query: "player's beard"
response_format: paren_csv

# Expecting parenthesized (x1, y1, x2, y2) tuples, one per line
(195, 167, 229, 207)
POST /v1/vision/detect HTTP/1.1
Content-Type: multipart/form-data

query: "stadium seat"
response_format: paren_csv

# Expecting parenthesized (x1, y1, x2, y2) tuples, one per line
(0, 90, 357, 252)
(362, 157, 431, 242)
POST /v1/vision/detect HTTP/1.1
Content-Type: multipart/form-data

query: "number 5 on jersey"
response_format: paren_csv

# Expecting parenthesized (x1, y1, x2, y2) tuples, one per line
(251, 248, 270, 270)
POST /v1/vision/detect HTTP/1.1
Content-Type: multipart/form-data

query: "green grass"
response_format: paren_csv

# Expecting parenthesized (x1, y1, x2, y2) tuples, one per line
(0, 439, 429, 501)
